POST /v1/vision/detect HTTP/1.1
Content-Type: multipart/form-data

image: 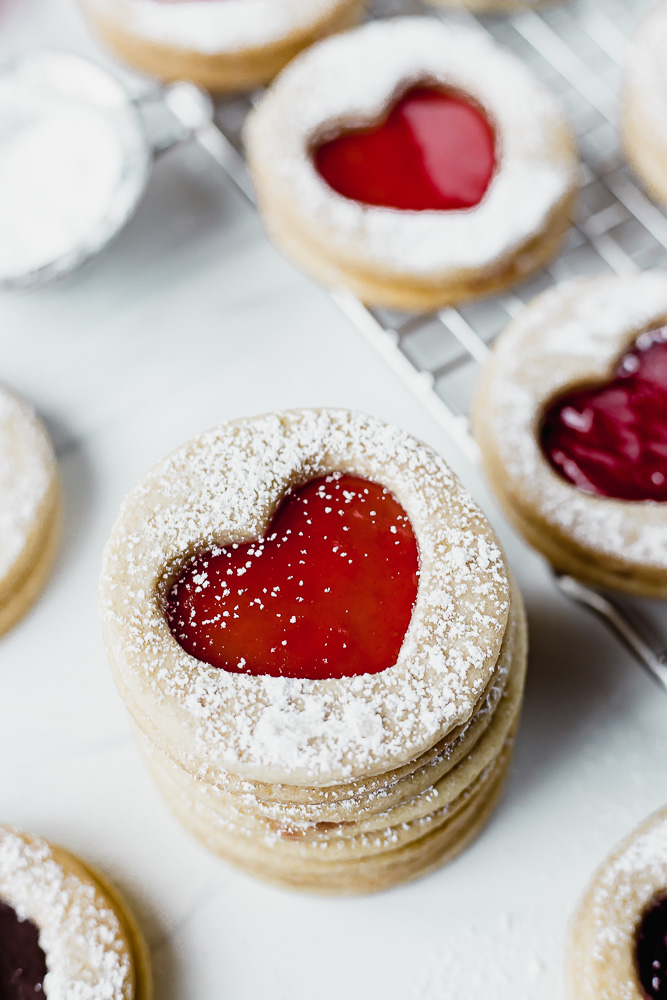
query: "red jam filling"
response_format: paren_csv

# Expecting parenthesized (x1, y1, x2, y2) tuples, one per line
(636, 896, 667, 999)
(165, 474, 419, 680)
(0, 901, 48, 1000)
(314, 86, 496, 212)
(541, 328, 667, 502)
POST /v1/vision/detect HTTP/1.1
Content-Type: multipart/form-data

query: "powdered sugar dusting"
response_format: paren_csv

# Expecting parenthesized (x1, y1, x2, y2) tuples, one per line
(474, 272, 667, 568)
(0, 385, 55, 582)
(87, 0, 352, 54)
(0, 826, 132, 1000)
(100, 409, 510, 785)
(245, 17, 577, 278)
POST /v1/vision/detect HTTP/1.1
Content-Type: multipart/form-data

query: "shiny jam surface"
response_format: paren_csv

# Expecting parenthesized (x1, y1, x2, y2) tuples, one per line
(637, 896, 667, 999)
(165, 474, 420, 679)
(314, 86, 496, 212)
(541, 329, 667, 502)
(0, 901, 48, 1000)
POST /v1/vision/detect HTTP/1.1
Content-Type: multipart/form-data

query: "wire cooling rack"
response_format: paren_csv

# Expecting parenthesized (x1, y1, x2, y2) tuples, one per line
(158, 0, 667, 692)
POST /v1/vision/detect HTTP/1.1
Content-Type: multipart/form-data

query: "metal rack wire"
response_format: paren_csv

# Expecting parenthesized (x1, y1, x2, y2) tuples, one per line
(162, 0, 667, 692)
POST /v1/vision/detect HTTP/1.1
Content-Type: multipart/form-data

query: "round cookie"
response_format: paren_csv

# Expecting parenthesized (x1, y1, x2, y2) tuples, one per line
(567, 805, 667, 1000)
(0, 384, 60, 638)
(0, 824, 152, 999)
(623, 2, 667, 209)
(244, 17, 577, 312)
(80, 0, 365, 93)
(100, 408, 512, 787)
(100, 408, 526, 893)
(472, 271, 667, 597)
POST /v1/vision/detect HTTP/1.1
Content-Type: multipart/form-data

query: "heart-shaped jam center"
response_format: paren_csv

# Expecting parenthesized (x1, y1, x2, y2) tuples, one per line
(314, 86, 496, 212)
(166, 473, 419, 680)
(541, 328, 667, 502)
(0, 901, 48, 1000)
(636, 895, 667, 999)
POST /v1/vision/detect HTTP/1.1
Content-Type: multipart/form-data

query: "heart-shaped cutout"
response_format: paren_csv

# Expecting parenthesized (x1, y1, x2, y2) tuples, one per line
(165, 473, 419, 679)
(636, 895, 667, 1000)
(314, 86, 496, 212)
(0, 901, 47, 997)
(541, 327, 667, 501)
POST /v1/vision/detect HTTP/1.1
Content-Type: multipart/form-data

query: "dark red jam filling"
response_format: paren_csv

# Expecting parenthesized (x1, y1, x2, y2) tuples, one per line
(0, 901, 48, 999)
(541, 328, 667, 502)
(314, 86, 496, 212)
(166, 474, 419, 680)
(637, 896, 667, 999)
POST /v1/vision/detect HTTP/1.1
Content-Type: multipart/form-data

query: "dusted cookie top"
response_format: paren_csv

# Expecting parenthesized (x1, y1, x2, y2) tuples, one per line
(85, 0, 358, 54)
(0, 385, 55, 585)
(100, 408, 510, 786)
(0, 826, 135, 1000)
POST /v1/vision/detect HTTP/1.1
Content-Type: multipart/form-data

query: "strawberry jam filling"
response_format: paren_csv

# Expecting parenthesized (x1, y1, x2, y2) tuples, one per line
(541, 328, 667, 502)
(0, 901, 48, 1000)
(636, 896, 667, 999)
(165, 473, 419, 679)
(314, 86, 496, 212)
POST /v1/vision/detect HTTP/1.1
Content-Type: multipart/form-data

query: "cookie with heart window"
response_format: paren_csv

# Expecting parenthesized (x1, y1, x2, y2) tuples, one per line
(100, 408, 527, 893)
(472, 271, 667, 597)
(622, 2, 667, 210)
(567, 805, 667, 1000)
(80, 0, 365, 93)
(0, 825, 152, 1000)
(244, 16, 578, 312)
(0, 384, 61, 639)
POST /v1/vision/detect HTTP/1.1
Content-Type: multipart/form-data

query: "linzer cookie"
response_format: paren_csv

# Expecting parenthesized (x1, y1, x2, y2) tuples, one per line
(244, 17, 578, 312)
(100, 408, 527, 894)
(472, 271, 667, 597)
(0, 825, 152, 999)
(567, 805, 667, 1000)
(623, 2, 667, 210)
(80, 0, 365, 93)
(0, 384, 60, 638)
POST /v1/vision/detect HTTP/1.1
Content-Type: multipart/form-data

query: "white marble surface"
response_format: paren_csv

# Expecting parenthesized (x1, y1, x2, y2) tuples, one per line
(2, 1, 667, 997)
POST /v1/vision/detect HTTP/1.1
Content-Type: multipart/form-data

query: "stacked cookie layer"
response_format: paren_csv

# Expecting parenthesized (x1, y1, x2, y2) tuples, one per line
(136, 587, 526, 894)
(100, 410, 528, 894)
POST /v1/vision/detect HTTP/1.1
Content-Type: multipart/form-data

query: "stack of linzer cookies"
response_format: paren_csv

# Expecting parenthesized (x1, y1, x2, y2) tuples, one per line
(100, 409, 527, 893)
